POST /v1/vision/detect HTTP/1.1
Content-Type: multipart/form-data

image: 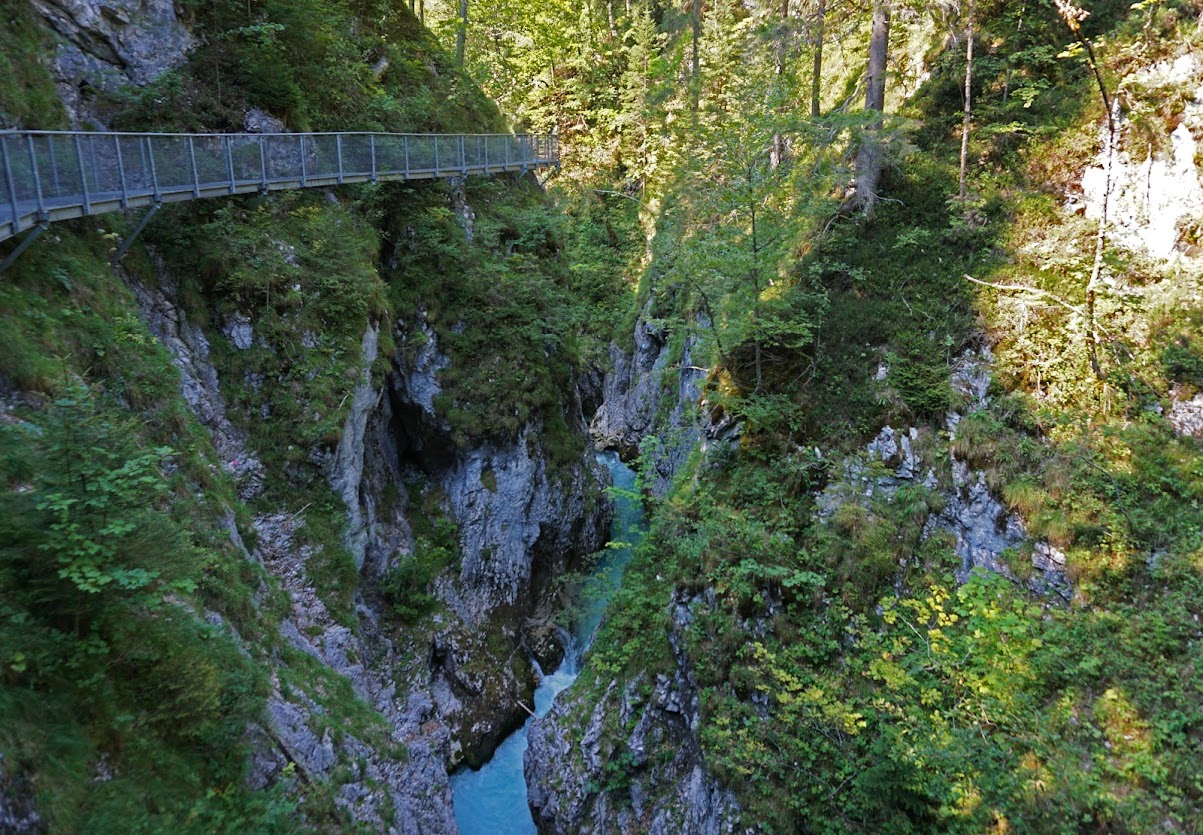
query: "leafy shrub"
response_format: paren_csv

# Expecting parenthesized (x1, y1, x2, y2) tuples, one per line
(380, 517, 458, 623)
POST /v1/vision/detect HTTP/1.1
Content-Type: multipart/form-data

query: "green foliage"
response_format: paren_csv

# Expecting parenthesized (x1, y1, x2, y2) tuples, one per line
(0, 388, 282, 831)
(1160, 327, 1203, 387)
(381, 518, 459, 623)
(0, 2, 66, 128)
(384, 178, 611, 462)
(529, 2, 1203, 830)
(108, 0, 502, 133)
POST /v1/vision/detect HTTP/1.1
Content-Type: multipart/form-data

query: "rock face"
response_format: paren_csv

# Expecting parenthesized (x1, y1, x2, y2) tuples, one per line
(130, 266, 459, 830)
(526, 589, 740, 835)
(1079, 53, 1203, 261)
(387, 318, 612, 767)
(526, 309, 738, 832)
(328, 324, 381, 570)
(248, 504, 460, 833)
(390, 319, 611, 625)
(591, 306, 708, 496)
(1168, 390, 1203, 439)
(820, 350, 1072, 600)
(29, 0, 193, 125)
(127, 246, 611, 827)
(126, 264, 266, 500)
(0, 757, 41, 834)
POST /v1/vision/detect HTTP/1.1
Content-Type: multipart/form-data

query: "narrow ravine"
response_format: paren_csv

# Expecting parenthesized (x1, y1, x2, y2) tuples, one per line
(451, 451, 644, 833)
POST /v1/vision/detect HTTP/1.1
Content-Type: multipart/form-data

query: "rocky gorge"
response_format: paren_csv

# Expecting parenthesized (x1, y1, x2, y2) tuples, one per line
(4, 0, 1203, 832)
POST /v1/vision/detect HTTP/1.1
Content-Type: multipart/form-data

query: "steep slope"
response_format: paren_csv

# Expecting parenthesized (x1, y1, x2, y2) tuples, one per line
(521, 1, 1203, 832)
(0, 1, 620, 830)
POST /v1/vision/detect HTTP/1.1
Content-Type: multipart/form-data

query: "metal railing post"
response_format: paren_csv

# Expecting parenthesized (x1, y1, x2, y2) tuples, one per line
(299, 134, 307, 186)
(27, 135, 46, 219)
(48, 136, 61, 196)
(504, 135, 509, 170)
(136, 136, 147, 190)
(187, 135, 200, 198)
(224, 135, 236, 193)
(146, 135, 159, 201)
(483, 135, 488, 173)
(433, 136, 439, 176)
(74, 134, 91, 214)
(88, 136, 100, 196)
(113, 135, 128, 209)
(2, 137, 21, 237)
(403, 135, 409, 178)
(369, 134, 377, 182)
(459, 135, 466, 174)
(336, 134, 344, 184)
(258, 136, 268, 191)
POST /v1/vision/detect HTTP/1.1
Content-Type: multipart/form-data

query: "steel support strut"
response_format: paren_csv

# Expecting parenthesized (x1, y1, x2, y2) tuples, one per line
(0, 222, 49, 275)
(110, 201, 161, 264)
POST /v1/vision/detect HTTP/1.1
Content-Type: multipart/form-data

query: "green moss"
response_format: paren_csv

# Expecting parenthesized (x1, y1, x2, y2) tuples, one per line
(0, 4, 66, 128)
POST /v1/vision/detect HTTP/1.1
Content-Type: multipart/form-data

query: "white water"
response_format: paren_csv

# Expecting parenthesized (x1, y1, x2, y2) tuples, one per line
(451, 451, 643, 834)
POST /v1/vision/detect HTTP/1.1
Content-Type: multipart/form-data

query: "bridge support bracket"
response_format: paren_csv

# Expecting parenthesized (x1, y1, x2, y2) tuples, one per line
(0, 222, 50, 276)
(111, 201, 161, 265)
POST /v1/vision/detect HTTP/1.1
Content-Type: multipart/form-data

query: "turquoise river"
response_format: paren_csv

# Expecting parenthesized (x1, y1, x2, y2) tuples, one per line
(451, 451, 644, 833)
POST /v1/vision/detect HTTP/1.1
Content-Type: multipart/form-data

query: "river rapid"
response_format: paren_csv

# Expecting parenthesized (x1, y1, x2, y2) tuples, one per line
(451, 451, 643, 833)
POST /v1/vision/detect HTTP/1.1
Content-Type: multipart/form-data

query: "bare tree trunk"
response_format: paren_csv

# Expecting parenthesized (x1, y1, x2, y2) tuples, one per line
(811, 0, 826, 117)
(864, 2, 888, 115)
(852, 0, 889, 214)
(1054, 0, 1114, 378)
(455, 0, 468, 64)
(1086, 99, 1116, 379)
(959, 0, 974, 203)
(771, 0, 791, 168)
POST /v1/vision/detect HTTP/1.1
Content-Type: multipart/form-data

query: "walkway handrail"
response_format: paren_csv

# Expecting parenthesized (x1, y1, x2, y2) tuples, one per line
(0, 130, 559, 245)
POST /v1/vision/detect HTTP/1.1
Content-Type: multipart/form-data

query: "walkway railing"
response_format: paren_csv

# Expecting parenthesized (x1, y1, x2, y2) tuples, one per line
(0, 130, 559, 245)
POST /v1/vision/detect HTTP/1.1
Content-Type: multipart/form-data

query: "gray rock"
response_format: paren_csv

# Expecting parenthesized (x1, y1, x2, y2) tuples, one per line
(822, 352, 1071, 599)
(244, 108, 287, 134)
(592, 305, 709, 496)
(328, 325, 380, 569)
(29, 0, 193, 126)
(0, 755, 41, 834)
(1168, 391, 1203, 438)
(391, 319, 611, 624)
(124, 263, 265, 499)
(526, 590, 740, 834)
(950, 347, 992, 413)
(224, 313, 255, 350)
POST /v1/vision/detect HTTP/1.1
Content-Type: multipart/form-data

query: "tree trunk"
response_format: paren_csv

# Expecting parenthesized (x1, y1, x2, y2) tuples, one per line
(864, 1, 888, 114)
(959, 0, 974, 203)
(771, 0, 791, 168)
(852, 0, 889, 214)
(811, 0, 826, 117)
(455, 0, 468, 64)
(1054, 0, 1114, 378)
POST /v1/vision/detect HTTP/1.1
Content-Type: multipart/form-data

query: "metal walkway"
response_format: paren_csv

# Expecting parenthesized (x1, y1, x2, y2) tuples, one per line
(0, 130, 558, 245)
